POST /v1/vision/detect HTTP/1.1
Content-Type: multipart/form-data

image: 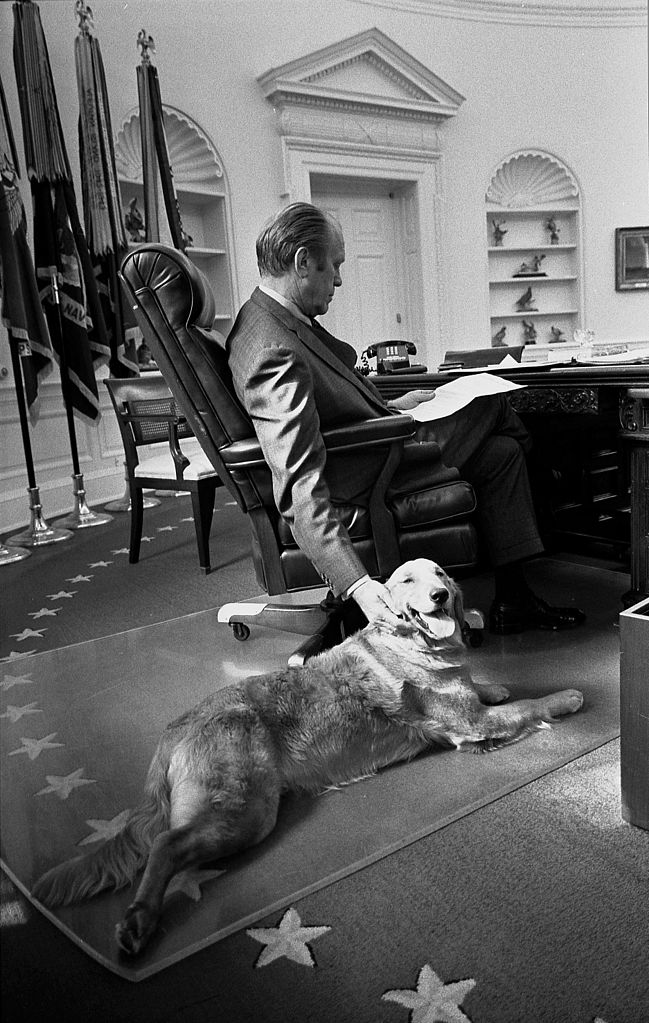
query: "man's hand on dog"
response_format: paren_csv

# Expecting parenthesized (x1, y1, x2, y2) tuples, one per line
(352, 578, 401, 625)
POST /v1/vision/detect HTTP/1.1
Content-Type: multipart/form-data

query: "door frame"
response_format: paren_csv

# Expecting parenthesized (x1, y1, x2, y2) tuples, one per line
(281, 138, 449, 364)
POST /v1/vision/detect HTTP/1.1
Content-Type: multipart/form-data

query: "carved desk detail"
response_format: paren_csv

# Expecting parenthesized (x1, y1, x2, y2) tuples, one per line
(510, 387, 598, 415)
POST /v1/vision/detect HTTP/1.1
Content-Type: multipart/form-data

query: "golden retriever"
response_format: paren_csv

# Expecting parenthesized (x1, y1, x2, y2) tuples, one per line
(32, 559, 583, 956)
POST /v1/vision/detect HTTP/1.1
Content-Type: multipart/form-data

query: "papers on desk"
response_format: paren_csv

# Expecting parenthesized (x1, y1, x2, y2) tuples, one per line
(408, 372, 525, 422)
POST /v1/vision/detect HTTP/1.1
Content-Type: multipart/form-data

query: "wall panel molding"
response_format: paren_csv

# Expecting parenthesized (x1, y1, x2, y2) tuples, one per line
(350, 0, 647, 28)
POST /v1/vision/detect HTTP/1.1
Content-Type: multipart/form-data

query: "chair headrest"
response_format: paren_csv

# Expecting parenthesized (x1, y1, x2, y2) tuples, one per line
(121, 243, 216, 331)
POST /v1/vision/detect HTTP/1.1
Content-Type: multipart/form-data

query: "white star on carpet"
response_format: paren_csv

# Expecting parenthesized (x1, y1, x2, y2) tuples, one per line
(164, 867, 225, 902)
(247, 907, 331, 968)
(10, 628, 46, 642)
(140, 536, 154, 543)
(111, 548, 129, 555)
(46, 591, 76, 599)
(88, 561, 112, 568)
(0, 702, 42, 722)
(180, 517, 194, 523)
(1, 673, 34, 691)
(2, 650, 36, 661)
(382, 964, 476, 1023)
(9, 733, 63, 761)
(36, 768, 97, 800)
(78, 809, 131, 845)
(28, 608, 61, 619)
(66, 575, 93, 583)
(157, 525, 177, 532)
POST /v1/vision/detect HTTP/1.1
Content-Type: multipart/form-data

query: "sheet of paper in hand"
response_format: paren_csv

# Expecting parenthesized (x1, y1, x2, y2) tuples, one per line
(409, 372, 525, 423)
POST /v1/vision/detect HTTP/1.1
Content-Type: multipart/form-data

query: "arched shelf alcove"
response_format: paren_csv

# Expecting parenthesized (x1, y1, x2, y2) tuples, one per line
(115, 107, 237, 335)
(485, 150, 584, 351)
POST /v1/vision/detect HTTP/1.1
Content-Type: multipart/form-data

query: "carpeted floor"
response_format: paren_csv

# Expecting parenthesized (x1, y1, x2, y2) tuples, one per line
(2, 496, 648, 1020)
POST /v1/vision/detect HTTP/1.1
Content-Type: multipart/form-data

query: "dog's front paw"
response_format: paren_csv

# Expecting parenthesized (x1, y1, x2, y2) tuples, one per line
(544, 689, 584, 719)
(115, 900, 158, 957)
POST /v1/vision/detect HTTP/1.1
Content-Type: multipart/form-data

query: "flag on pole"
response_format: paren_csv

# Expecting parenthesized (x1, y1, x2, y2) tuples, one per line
(0, 71, 53, 419)
(75, 2, 138, 377)
(13, 0, 110, 422)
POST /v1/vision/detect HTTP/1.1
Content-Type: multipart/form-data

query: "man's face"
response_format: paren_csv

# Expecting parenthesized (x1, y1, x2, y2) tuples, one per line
(301, 226, 345, 318)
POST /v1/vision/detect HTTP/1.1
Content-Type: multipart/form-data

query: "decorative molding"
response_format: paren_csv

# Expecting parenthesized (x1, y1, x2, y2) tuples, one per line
(258, 27, 465, 127)
(349, 0, 647, 28)
(486, 150, 580, 207)
(115, 107, 224, 187)
(510, 387, 598, 415)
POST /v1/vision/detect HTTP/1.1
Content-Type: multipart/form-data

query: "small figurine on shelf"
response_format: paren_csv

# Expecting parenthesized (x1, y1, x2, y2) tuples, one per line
(492, 219, 508, 246)
(491, 326, 507, 347)
(515, 286, 537, 312)
(550, 326, 567, 344)
(522, 320, 537, 344)
(125, 197, 144, 242)
(514, 254, 546, 277)
(546, 217, 560, 245)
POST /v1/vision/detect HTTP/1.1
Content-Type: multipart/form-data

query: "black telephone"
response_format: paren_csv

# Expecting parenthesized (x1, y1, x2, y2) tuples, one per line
(363, 341, 427, 375)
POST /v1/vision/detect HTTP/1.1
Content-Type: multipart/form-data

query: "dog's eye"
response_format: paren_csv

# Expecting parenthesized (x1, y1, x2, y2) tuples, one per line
(401, 577, 413, 585)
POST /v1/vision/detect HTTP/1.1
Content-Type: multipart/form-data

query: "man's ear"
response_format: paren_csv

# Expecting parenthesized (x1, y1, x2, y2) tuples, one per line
(294, 246, 309, 279)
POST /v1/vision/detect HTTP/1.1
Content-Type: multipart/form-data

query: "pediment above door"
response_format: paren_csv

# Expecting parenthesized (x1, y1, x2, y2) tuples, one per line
(258, 27, 464, 125)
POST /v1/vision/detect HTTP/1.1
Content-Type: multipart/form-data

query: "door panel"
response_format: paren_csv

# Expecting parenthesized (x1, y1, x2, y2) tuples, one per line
(310, 180, 409, 354)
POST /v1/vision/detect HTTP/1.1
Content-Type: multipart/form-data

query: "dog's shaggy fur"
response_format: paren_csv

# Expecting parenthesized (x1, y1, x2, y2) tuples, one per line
(32, 559, 583, 956)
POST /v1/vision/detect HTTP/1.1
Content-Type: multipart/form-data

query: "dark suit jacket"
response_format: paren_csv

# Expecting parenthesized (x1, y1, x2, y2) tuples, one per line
(227, 288, 399, 595)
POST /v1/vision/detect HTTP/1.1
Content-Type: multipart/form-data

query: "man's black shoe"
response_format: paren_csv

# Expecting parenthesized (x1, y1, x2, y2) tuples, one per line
(489, 592, 587, 634)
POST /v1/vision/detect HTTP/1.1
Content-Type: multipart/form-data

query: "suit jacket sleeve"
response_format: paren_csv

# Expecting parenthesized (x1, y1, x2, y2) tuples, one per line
(235, 337, 368, 596)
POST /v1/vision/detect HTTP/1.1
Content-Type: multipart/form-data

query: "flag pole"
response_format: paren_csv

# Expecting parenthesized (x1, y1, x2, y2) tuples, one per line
(4, 336, 73, 550)
(50, 267, 112, 530)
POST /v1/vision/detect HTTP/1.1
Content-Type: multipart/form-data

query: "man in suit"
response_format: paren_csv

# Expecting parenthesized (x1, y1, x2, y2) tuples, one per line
(227, 203, 585, 634)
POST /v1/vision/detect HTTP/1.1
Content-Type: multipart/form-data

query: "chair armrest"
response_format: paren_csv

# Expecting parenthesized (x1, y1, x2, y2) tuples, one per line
(321, 415, 416, 451)
(220, 417, 417, 470)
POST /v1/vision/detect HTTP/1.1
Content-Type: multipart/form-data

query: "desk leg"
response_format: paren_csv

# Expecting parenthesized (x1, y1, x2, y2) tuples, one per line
(620, 389, 649, 606)
(620, 600, 649, 831)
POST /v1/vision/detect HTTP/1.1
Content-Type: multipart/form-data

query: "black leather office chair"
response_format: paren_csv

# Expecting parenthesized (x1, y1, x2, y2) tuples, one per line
(119, 244, 481, 660)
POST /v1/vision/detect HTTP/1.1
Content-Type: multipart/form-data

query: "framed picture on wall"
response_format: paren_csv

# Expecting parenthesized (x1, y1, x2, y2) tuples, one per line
(615, 227, 649, 291)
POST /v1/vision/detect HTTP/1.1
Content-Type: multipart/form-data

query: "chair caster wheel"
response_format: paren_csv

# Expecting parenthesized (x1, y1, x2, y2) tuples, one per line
(231, 623, 250, 641)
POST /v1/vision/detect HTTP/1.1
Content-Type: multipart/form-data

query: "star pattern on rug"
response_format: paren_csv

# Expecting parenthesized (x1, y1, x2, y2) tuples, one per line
(140, 536, 154, 544)
(382, 964, 476, 1023)
(66, 575, 93, 583)
(1, 673, 34, 691)
(10, 628, 46, 642)
(46, 591, 76, 599)
(0, 702, 42, 722)
(157, 525, 177, 532)
(36, 768, 97, 800)
(164, 867, 225, 903)
(247, 907, 331, 968)
(111, 548, 129, 555)
(89, 561, 113, 568)
(77, 809, 132, 845)
(28, 608, 61, 619)
(8, 732, 64, 760)
(2, 650, 36, 661)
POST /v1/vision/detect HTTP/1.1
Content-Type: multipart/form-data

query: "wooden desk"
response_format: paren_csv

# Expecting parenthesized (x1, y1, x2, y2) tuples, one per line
(373, 364, 649, 600)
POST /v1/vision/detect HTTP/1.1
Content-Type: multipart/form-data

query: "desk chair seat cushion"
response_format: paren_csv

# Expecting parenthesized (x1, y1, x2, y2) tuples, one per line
(134, 438, 217, 481)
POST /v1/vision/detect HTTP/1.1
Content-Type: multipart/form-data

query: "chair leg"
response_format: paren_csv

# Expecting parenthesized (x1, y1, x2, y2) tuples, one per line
(190, 481, 216, 574)
(129, 485, 144, 564)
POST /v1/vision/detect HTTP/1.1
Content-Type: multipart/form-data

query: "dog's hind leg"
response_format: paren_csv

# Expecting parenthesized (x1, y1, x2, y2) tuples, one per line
(115, 779, 280, 957)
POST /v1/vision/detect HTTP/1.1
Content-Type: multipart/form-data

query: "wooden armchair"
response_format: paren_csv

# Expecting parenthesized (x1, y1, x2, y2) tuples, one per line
(104, 375, 221, 573)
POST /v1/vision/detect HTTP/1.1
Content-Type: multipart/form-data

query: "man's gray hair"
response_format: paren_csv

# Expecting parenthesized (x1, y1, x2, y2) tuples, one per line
(256, 202, 338, 277)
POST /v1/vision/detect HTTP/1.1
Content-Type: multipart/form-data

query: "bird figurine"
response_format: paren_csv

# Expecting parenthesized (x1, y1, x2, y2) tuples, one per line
(550, 326, 567, 343)
(522, 320, 537, 344)
(125, 197, 145, 242)
(516, 286, 537, 312)
(491, 326, 507, 347)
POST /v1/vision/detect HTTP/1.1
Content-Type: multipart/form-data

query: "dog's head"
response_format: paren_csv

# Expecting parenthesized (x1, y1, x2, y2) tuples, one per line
(385, 559, 464, 644)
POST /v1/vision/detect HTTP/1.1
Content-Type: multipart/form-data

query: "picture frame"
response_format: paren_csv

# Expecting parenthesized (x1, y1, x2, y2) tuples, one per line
(615, 227, 649, 291)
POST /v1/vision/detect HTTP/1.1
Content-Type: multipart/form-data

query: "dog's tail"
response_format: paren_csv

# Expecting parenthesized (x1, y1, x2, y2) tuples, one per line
(31, 740, 171, 908)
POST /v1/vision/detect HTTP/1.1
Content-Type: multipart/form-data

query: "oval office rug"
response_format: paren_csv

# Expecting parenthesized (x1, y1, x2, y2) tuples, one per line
(1, 558, 623, 981)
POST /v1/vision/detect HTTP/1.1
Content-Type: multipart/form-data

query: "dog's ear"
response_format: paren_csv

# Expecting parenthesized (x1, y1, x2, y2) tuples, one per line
(452, 579, 465, 632)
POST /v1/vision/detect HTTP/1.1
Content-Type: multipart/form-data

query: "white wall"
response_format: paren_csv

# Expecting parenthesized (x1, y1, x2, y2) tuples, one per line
(1, 0, 647, 531)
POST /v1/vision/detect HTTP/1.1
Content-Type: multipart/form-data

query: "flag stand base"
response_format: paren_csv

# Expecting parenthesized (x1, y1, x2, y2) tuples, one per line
(0, 542, 31, 565)
(105, 465, 161, 512)
(56, 474, 113, 530)
(6, 487, 74, 547)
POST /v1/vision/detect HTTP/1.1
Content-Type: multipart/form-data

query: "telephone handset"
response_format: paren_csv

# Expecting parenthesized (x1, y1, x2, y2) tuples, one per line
(362, 341, 426, 375)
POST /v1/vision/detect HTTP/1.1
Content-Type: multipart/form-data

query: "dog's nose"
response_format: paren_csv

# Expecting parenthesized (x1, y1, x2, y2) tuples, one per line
(431, 587, 449, 605)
